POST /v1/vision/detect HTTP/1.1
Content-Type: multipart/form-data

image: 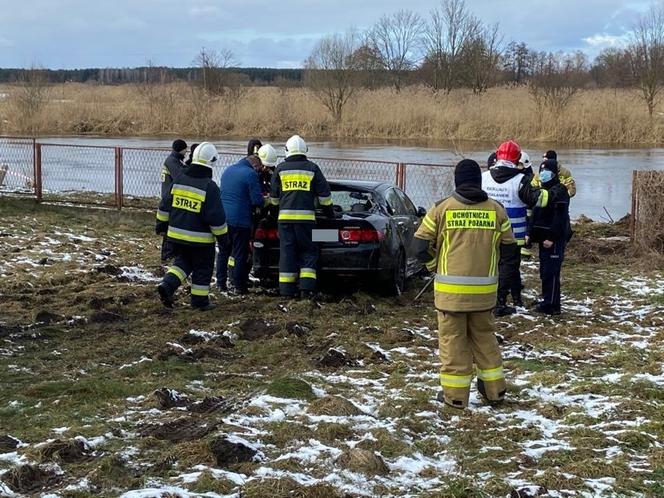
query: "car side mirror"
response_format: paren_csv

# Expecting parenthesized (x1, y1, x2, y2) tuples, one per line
(417, 207, 427, 218)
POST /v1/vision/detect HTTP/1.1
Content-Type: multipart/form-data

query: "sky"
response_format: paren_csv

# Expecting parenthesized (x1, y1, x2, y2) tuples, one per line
(0, 0, 655, 69)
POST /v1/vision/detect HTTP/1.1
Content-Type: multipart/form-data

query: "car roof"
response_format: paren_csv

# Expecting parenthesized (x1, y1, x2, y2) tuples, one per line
(328, 179, 393, 191)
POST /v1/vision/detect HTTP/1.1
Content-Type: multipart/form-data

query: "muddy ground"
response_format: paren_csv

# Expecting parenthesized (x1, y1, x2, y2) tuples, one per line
(0, 198, 662, 498)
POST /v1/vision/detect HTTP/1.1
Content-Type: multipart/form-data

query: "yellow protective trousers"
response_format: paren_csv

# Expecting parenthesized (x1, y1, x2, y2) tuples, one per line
(437, 310, 506, 408)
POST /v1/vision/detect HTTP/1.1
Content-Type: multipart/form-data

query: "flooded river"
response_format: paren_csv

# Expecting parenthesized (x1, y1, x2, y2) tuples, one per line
(13, 137, 664, 220)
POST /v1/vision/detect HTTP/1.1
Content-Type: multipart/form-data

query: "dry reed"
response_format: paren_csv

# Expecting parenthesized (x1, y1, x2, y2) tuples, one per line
(1, 83, 664, 145)
(632, 170, 664, 253)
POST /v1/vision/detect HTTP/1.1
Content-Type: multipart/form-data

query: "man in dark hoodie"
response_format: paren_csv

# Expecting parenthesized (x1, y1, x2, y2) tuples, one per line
(414, 159, 516, 409)
(156, 142, 228, 311)
(482, 140, 548, 316)
(528, 159, 570, 315)
(157, 139, 188, 262)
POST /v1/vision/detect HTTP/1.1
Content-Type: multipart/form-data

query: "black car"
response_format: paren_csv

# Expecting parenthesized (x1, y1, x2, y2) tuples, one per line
(252, 180, 427, 294)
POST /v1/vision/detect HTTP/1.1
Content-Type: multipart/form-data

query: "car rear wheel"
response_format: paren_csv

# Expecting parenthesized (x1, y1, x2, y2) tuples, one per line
(380, 249, 406, 296)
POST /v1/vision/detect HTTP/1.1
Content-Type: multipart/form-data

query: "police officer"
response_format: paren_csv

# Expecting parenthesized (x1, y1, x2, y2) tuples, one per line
(156, 142, 228, 311)
(269, 135, 334, 298)
(158, 139, 188, 262)
(414, 159, 515, 409)
(482, 140, 548, 316)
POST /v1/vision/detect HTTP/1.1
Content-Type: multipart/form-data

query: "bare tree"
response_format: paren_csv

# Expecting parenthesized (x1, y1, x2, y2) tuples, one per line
(193, 47, 238, 95)
(503, 41, 531, 84)
(368, 10, 424, 92)
(12, 65, 50, 133)
(628, 5, 664, 118)
(305, 31, 360, 122)
(423, 0, 477, 92)
(528, 51, 588, 115)
(462, 22, 503, 94)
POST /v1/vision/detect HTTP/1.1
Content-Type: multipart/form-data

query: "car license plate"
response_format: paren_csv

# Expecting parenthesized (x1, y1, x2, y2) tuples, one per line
(312, 229, 338, 242)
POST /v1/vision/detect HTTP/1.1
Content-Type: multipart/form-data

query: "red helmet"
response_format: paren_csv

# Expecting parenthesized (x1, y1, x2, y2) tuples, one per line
(496, 140, 521, 164)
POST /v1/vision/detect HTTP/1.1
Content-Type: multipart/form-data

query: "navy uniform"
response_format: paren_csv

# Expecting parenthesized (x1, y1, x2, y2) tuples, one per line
(158, 140, 188, 262)
(269, 135, 333, 298)
(156, 142, 228, 310)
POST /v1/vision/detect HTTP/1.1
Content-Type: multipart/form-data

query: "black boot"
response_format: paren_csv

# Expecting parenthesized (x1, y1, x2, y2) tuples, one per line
(493, 297, 516, 317)
(512, 294, 524, 308)
(157, 283, 174, 309)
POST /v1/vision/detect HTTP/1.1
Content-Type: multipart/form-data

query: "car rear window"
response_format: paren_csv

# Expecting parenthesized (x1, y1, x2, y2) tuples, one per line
(316, 189, 376, 213)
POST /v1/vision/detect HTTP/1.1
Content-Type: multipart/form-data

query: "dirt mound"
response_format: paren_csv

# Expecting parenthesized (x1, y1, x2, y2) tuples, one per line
(238, 319, 279, 340)
(157, 343, 196, 362)
(0, 434, 20, 452)
(286, 321, 313, 337)
(335, 448, 389, 476)
(1, 464, 62, 494)
(308, 396, 364, 417)
(38, 438, 94, 463)
(95, 264, 121, 276)
(89, 310, 124, 323)
(188, 396, 232, 414)
(210, 436, 258, 468)
(317, 348, 357, 368)
(382, 328, 415, 345)
(154, 388, 190, 409)
(154, 389, 234, 414)
(510, 485, 548, 497)
(34, 310, 64, 325)
(88, 296, 114, 310)
(140, 417, 217, 443)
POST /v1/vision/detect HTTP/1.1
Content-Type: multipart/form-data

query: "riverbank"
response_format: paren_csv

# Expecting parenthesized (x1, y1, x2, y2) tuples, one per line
(2, 84, 664, 146)
(0, 198, 662, 497)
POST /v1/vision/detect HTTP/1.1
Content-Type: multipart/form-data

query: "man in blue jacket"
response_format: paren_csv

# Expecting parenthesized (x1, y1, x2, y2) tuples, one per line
(217, 149, 265, 294)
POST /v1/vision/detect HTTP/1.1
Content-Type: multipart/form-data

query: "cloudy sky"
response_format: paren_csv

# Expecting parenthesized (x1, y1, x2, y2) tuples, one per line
(0, 0, 654, 68)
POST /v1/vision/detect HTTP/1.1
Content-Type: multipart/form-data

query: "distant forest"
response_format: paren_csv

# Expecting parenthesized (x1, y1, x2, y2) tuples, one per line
(0, 67, 304, 86)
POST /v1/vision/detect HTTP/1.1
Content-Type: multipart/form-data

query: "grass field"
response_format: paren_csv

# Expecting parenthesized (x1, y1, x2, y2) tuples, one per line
(2, 83, 664, 145)
(0, 198, 662, 497)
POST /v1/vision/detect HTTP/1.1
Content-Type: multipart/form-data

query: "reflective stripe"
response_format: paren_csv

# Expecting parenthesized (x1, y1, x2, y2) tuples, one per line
(434, 281, 498, 295)
(318, 195, 333, 206)
(300, 268, 317, 279)
(281, 169, 315, 178)
(511, 216, 527, 225)
(422, 214, 436, 232)
(477, 365, 504, 382)
(228, 257, 235, 267)
(440, 373, 472, 388)
(171, 184, 207, 201)
(436, 275, 498, 285)
(279, 272, 298, 283)
(489, 231, 500, 276)
(210, 223, 228, 236)
(537, 189, 549, 208)
(156, 210, 170, 222)
(167, 227, 215, 244)
(168, 265, 187, 283)
(191, 284, 209, 296)
(278, 209, 316, 222)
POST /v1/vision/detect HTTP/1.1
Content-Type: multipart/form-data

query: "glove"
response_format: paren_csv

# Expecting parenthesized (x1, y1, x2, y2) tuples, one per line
(322, 205, 336, 219)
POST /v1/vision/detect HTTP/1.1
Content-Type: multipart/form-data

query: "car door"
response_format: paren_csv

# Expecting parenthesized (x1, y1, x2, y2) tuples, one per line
(384, 187, 416, 260)
(393, 188, 423, 272)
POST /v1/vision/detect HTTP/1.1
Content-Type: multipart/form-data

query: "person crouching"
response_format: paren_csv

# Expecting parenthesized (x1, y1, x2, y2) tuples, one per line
(528, 159, 570, 316)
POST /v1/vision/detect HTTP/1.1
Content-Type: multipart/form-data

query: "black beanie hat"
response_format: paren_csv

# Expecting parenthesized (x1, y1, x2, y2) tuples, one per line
(543, 150, 557, 160)
(540, 159, 559, 175)
(172, 139, 187, 153)
(454, 159, 482, 188)
(487, 152, 497, 168)
(247, 138, 262, 156)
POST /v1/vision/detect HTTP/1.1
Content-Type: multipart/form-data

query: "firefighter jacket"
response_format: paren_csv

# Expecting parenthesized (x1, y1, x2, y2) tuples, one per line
(415, 192, 515, 312)
(161, 151, 186, 200)
(532, 164, 576, 198)
(482, 161, 548, 246)
(220, 157, 264, 228)
(269, 155, 333, 223)
(156, 165, 228, 245)
(529, 180, 571, 243)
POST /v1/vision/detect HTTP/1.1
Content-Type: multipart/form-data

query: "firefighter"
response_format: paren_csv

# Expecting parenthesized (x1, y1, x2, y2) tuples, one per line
(185, 143, 199, 166)
(482, 140, 548, 316)
(158, 139, 188, 262)
(414, 159, 515, 409)
(269, 135, 334, 299)
(156, 142, 228, 311)
(257, 144, 278, 196)
(528, 159, 571, 315)
(533, 150, 577, 198)
(216, 145, 268, 294)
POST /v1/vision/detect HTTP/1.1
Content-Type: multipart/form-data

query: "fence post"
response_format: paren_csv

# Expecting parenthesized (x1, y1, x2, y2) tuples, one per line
(400, 163, 407, 192)
(115, 147, 123, 210)
(630, 170, 637, 242)
(34, 141, 42, 203)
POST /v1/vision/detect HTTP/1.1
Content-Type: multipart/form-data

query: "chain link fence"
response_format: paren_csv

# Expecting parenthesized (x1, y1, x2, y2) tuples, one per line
(631, 170, 664, 252)
(0, 136, 456, 212)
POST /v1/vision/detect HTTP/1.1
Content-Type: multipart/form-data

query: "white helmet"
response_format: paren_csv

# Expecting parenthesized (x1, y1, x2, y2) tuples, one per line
(191, 142, 218, 168)
(285, 135, 308, 158)
(257, 144, 278, 167)
(519, 151, 531, 169)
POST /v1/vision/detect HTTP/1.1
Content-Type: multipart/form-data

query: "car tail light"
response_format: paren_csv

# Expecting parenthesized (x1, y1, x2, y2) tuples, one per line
(255, 228, 279, 241)
(339, 228, 384, 243)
